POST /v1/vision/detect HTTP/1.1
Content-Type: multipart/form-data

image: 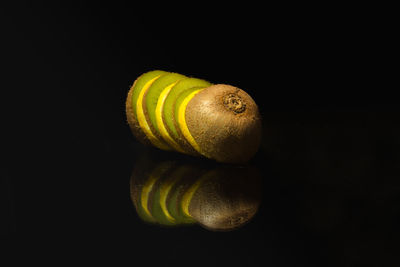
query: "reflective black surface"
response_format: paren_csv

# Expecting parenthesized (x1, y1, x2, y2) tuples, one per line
(3, 2, 399, 266)
(129, 151, 262, 231)
(5, 112, 400, 265)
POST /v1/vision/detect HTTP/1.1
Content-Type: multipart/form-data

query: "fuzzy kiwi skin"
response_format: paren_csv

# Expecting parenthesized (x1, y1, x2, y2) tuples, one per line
(184, 84, 262, 163)
(126, 70, 169, 147)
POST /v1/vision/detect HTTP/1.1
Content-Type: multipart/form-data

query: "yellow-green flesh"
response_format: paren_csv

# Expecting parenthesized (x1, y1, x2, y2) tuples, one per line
(131, 70, 167, 119)
(144, 73, 186, 136)
(163, 78, 212, 139)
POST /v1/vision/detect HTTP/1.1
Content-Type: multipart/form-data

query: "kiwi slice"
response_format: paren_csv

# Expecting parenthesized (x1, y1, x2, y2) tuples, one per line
(162, 77, 212, 144)
(157, 164, 192, 224)
(126, 70, 171, 149)
(179, 168, 212, 219)
(149, 162, 192, 226)
(136, 161, 176, 225)
(143, 72, 187, 152)
(173, 87, 206, 155)
(167, 188, 196, 224)
(150, 182, 177, 226)
(130, 160, 157, 224)
(165, 164, 200, 224)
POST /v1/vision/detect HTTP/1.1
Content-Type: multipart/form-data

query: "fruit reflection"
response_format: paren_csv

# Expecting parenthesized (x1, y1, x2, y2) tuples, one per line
(130, 155, 262, 231)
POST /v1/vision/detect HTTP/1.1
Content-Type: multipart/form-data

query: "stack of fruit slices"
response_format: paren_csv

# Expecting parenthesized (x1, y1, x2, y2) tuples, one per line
(130, 159, 262, 231)
(126, 70, 262, 163)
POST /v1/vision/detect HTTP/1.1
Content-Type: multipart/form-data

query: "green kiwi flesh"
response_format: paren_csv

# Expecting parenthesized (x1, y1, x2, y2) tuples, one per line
(163, 78, 212, 139)
(130, 70, 167, 119)
(166, 165, 199, 224)
(172, 87, 205, 155)
(144, 72, 186, 136)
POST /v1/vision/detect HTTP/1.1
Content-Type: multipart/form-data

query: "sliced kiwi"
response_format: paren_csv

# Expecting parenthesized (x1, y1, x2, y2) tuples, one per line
(179, 168, 212, 219)
(172, 86, 206, 155)
(126, 70, 170, 149)
(137, 161, 176, 225)
(127, 71, 262, 163)
(149, 163, 185, 226)
(157, 164, 191, 224)
(143, 72, 187, 152)
(165, 164, 200, 224)
(150, 183, 177, 226)
(132, 190, 156, 224)
(130, 154, 262, 230)
(129, 70, 167, 119)
(167, 172, 200, 224)
(167, 189, 195, 224)
(130, 159, 158, 224)
(163, 78, 212, 141)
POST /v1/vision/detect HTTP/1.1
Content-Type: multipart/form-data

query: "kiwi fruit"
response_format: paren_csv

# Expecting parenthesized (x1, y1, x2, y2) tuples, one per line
(143, 72, 187, 152)
(130, 160, 176, 225)
(129, 155, 262, 231)
(126, 70, 171, 150)
(149, 162, 199, 226)
(173, 86, 206, 156)
(150, 175, 178, 227)
(129, 158, 157, 224)
(163, 77, 212, 155)
(164, 164, 199, 224)
(187, 165, 262, 231)
(126, 71, 262, 163)
(182, 84, 262, 163)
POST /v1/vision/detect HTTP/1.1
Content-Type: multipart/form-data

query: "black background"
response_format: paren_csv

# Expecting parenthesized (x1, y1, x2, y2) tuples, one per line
(2, 2, 399, 266)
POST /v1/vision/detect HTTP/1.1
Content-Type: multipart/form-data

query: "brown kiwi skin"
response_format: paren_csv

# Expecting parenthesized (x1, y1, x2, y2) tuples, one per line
(126, 77, 153, 146)
(185, 84, 262, 163)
